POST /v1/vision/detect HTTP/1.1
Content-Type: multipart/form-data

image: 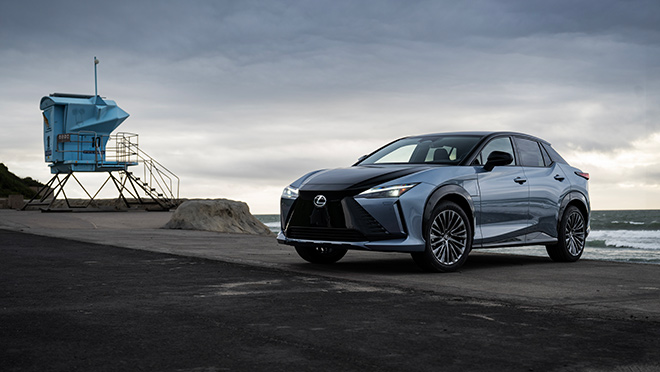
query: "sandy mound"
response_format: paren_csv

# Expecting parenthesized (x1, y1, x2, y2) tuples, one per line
(164, 199, 273, 236)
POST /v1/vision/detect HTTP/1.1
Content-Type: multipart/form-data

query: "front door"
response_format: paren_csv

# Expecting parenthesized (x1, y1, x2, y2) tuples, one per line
(474, 136, 530, 246)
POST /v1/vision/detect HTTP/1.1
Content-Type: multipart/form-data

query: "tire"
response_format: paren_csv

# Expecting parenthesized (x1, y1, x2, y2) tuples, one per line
(546, 205, 586, 262)
(411, 201, 473, 272)
(294, 246, 347, 264)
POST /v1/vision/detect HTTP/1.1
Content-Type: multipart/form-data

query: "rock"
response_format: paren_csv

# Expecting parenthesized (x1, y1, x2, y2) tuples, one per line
(164, 199, 273, 236)
(8, 195, 25, 210)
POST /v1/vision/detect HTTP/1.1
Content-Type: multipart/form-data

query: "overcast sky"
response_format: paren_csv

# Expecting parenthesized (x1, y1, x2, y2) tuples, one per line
(1, 0, 659, 213)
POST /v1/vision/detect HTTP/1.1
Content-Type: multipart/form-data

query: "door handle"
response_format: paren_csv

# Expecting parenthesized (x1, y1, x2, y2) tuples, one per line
(554, 174, 565, 181)
(514, 177, 527, 184)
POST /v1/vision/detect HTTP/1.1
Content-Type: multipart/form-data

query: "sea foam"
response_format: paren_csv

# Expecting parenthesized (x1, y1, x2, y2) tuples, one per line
(588, 230, 660, 250)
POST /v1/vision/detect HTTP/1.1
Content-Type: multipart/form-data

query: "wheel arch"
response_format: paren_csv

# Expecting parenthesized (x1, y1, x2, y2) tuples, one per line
(422, 184, 475, 236)
(558, 191, 590, 231)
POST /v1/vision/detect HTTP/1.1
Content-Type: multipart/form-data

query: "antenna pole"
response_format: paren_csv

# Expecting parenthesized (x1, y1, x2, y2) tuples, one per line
(94, 56, 99, 97)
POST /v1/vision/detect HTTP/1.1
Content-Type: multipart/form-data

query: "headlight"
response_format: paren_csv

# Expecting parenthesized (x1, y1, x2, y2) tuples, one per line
(357, 183, 418, 198)
(281, 185, 299, 199)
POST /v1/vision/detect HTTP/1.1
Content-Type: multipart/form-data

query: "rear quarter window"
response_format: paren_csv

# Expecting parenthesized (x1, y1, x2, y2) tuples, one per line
(541, 143, 568, 165)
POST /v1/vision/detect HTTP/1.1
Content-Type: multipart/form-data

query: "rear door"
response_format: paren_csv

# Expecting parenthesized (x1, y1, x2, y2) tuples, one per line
(513, 136, 569, 243)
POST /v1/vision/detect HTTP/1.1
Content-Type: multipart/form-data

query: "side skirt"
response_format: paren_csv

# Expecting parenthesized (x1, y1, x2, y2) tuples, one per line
(475, 232, 557, 248)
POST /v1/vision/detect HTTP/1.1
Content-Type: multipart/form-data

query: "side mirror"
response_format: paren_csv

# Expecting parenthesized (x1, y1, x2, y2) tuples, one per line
(357, 155, 368, 162)
(484, 151, 513, 171)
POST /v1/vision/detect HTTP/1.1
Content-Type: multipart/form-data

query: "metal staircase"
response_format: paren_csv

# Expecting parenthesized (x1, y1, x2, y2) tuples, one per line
(110, 133, 180, 210)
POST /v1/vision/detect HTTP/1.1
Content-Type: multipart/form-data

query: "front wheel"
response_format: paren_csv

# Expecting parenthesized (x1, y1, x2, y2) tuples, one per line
(546, 205, 586, 262)
(411, 201, 473, 272)
(295, 246, 347, 264)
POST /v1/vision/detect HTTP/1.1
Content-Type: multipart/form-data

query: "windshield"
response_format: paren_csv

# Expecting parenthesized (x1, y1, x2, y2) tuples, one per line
(358, 135, 483, 165)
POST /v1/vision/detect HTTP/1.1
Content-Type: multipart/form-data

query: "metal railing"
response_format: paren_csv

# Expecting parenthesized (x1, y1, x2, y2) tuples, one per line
(107, 132, 180, 202)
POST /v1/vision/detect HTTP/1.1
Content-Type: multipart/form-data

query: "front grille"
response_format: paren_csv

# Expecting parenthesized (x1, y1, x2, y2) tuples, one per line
(288, 192, 347, 228)
(286, 227, 366, 242)
(284, 191, 401, 242)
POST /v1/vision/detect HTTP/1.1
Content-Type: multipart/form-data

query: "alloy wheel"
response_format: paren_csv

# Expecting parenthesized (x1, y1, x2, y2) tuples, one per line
(429, 209, 468, 265)
(565, 211, 586, 256)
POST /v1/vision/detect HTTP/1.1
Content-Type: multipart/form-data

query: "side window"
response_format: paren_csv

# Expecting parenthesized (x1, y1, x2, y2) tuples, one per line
(540, 145, 552, 166)
(514, 137, 545, 167)
(473, 137, 515, 166)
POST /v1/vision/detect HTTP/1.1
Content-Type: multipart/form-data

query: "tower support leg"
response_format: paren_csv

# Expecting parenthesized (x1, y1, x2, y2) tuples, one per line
(20, 171, 173, 212)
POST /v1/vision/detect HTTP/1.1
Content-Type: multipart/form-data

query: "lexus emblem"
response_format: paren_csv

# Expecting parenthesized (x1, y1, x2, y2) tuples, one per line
(313, 195, 327, 208)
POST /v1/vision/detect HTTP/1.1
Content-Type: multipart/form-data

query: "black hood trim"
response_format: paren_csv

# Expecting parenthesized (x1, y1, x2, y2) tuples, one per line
(300, 166, 430, 192)
(350, 167, 428, 190)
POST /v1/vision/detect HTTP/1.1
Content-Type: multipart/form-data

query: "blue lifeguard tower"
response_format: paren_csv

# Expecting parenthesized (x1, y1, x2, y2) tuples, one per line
(41, 93, 132, 173)
(24, 58, 179, 211)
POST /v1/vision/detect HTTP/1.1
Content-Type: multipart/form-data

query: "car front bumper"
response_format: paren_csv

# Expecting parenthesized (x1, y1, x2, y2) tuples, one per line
(278, 183, 434, 253)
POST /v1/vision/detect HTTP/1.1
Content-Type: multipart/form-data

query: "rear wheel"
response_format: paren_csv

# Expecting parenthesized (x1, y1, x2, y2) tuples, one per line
(411, 201, 472, 272)
(546, 205, 586, 262)
(295, 246, 347, 264)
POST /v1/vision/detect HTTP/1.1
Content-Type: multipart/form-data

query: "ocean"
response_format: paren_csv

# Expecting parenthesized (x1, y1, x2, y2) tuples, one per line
(255, 210, 660, 265)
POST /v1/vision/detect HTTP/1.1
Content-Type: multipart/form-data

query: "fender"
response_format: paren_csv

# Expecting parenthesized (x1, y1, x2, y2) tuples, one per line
(557, 191, 591, 231)
(422, 184, 476, 234)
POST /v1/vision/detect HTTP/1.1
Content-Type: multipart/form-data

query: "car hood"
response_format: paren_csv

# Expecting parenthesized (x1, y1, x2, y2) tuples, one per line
(298, 165, 430, 192)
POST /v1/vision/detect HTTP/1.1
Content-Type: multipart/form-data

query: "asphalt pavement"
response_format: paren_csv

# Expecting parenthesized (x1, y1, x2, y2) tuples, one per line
(1, 210, 660, 371)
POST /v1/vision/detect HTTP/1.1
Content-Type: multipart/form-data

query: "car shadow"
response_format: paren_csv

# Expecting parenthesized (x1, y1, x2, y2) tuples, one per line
(291, 255, 420, 275)
(291, 251, 556, 275)
(464, 252, 554, 270)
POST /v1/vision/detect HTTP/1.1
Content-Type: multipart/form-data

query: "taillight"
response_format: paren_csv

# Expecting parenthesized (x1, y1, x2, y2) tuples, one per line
(575, 171, 590, 180)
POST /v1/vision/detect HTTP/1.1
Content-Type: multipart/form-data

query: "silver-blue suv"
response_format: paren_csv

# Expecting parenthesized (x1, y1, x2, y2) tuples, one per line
(278, 132, 590, 272)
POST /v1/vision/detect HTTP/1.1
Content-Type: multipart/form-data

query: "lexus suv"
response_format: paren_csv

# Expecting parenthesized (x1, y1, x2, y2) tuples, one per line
(277, 131, 590, 272)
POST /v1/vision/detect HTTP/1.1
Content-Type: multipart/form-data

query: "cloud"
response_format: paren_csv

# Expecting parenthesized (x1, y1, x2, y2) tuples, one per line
(1, 0, 659, 212)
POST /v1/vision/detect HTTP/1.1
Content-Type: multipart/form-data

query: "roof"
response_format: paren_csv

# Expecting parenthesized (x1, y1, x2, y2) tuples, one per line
(406, 131, 550, 144)
(39, 94, 113, 110)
